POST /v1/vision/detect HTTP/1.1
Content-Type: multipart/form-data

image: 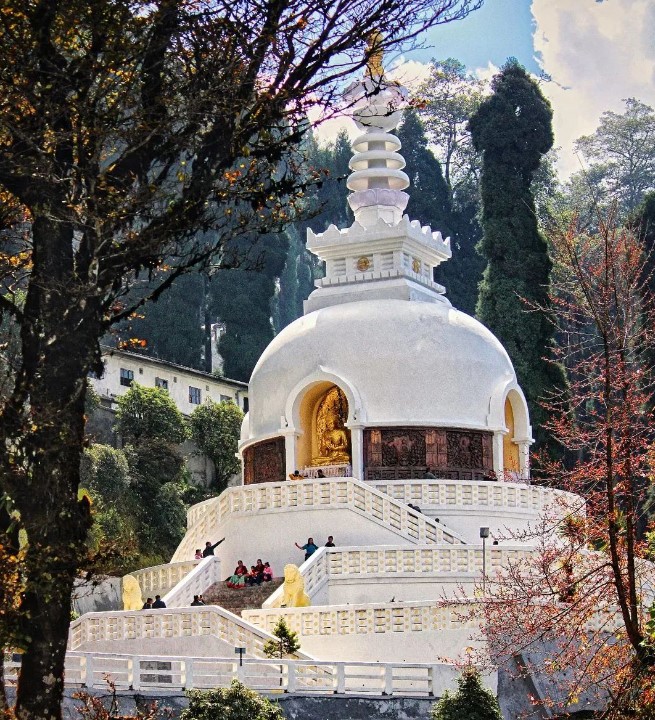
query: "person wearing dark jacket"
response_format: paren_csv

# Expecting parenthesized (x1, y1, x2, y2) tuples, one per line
(202, 538, 225, 557)
(152, 595, 166, 608)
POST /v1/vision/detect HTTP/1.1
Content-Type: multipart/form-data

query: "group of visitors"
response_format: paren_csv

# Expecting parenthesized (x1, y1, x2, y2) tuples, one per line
(194, 538, 225, 559)
(288, 468, 327, 480)
(226, 559, 274, 589)
(190, 595, 206, 606)
(142, 595, 166, 609)
(294, 535, 335, 561)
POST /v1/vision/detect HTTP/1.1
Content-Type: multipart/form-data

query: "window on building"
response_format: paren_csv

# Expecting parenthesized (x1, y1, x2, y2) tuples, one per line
(243, 397, 249, 412)
(189, 386, 201, 404)
(138, 367, 143, 374)
(155, 377, 169, 390)
(220, 394, 232, 403)
(120, 368, 134, 387)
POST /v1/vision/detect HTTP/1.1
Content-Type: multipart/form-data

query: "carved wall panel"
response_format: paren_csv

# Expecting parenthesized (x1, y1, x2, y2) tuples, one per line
(243, 437, 286, 485)
(364, 427, 493, 481)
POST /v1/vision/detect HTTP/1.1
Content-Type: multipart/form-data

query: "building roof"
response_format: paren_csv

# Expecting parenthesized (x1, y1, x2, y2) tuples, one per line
(101, 345, 248, 388)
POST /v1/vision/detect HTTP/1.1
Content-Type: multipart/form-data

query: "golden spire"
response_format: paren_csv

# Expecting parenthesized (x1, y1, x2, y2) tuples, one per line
(366, 31, 384, 80)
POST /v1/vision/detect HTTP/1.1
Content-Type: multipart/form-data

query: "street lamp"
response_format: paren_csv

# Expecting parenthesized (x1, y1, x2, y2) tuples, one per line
(234, 646, 246, 667)
(480, 527, 490, 593)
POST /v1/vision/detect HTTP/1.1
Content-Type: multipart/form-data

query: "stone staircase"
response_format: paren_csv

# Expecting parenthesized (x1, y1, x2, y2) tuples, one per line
(203, 578, 284, 616)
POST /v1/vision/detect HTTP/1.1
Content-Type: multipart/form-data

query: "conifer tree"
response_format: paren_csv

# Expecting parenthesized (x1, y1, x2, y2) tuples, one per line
(431, 668, 502, 720)
(398, 110, 484, 314)
(470, 60, 563, 442)
(263, 618, 301, 658)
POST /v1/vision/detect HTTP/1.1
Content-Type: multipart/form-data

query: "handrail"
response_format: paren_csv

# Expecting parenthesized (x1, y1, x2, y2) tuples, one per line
(172, 478, 466, 563)
(5, 652, 471, 697)
(262, 544, 534, 608)
(245, 600, 483, 637)
(372, 479, 583, 515)
(67, 605, 310, 660)
(163, 556, 222, 608)
(131, 559, 200, 598)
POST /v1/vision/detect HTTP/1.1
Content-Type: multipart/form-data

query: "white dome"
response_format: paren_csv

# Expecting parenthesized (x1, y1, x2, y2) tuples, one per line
(243, 299, 519, 442)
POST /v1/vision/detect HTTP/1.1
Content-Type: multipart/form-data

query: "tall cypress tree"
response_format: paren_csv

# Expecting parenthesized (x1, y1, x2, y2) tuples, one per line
(470, 60, 563, 443)
(397, 110, 484, 314)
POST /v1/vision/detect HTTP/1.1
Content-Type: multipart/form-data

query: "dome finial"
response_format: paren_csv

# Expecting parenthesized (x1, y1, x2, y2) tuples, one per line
(366, 31, 384, 81)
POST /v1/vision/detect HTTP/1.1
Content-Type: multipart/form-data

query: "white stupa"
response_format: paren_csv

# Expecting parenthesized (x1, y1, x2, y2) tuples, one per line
(240, 61, 533, 490)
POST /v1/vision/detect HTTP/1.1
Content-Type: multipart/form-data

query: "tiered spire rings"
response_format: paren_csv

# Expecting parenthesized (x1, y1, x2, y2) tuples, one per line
(343, 46, 409, 227)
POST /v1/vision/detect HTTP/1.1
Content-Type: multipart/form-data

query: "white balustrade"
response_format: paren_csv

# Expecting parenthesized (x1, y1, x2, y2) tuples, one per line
(49, 652, 467, 696)
(263, 545, 533, 608)
(372, 479, 582, 517)
(67, 605, 298, 660)
(132, 560, 199, 598)
(173, 478, 466, 563)
(245, 601, 482, 637)
(163, 556, 222, 608)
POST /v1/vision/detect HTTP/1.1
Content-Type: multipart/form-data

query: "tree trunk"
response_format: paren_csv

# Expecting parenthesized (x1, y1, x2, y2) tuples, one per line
(1, 216, 96, 720)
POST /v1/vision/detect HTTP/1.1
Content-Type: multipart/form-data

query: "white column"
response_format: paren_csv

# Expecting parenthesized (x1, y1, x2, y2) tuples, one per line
(492, 431, 504, 476)
(348, 424, 364, 480)
(516, 438, 531, 482)
(283, 429, 300, 476)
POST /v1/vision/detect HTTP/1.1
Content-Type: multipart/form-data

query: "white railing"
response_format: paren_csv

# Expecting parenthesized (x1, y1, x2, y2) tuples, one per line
(373, 479, 582, 516)
(262, 545, 534, 608)
(67, 605, 306, 660)
(173, 478, 466, 562)
(132, 560, 200, 598)
(302, 464, 351, 478)
(163, 556, 222, 608)
(5, 653, 470, 697)
(245, 600, 482, 637)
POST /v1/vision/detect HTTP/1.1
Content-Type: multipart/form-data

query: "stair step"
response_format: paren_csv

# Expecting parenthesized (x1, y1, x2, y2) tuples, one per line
(202, 578, 284, 617)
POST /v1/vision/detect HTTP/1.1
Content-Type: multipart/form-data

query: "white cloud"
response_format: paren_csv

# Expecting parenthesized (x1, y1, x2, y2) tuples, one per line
(532, 0, 655, 177)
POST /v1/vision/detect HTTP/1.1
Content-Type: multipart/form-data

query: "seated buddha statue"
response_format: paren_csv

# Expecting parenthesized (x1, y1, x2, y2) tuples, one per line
(313, 415, 350, 466)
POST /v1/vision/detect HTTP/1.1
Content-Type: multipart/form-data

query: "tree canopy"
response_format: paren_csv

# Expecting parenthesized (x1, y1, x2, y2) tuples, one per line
(0, 1, 482, 715)
(470, 60, 563, 443)
(115, 383, 189, 445)
(189, 399, 243, 490)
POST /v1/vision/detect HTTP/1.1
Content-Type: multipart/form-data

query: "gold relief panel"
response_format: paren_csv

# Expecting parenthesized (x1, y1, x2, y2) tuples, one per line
(356, 256, 372, 272)
(412, 257, 421, 273)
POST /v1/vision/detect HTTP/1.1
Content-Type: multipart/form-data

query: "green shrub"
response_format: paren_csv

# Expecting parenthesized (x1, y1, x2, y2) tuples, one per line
(181, 681, 284, 720)
(431, 668, 502, 720)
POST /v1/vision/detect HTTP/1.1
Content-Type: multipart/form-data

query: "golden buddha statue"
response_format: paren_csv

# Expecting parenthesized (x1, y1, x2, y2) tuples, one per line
(312, 386, 351, 466)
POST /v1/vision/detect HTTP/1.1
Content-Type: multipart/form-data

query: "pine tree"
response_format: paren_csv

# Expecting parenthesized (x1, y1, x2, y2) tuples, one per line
(470, 60, 564, 443)
(431, 668, 502, 720)
(263, 618, 301, 658)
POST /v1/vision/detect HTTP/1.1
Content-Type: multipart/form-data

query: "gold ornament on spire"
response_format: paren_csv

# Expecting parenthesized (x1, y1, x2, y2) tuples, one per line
(366, 31, 384, 80)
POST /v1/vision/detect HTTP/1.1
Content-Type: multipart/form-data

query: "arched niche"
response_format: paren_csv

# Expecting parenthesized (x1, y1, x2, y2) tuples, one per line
(295, 382, 351, 470)
(503, 388, 531, 478)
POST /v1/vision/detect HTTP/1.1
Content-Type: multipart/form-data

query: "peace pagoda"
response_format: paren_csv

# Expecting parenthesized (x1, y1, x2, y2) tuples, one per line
(240, 61, 532, 493)
(65, 55, 582, 709)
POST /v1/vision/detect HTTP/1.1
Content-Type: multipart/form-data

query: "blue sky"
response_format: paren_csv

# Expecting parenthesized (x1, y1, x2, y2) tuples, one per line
(317, 0, 655, 178)
(416, 0, 540, 76)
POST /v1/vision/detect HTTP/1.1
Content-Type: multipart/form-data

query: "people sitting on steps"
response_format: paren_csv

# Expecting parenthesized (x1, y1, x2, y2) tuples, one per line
(226, 559, 275, 589)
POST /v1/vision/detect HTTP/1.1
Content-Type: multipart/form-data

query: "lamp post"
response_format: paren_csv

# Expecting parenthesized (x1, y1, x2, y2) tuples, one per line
(234, 646, 246, 667)
(480, 527, 490, 593)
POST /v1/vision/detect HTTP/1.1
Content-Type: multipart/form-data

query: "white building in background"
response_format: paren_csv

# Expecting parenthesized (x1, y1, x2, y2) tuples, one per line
(91, 346, 248, 414)
(88, 347, 247, 486)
